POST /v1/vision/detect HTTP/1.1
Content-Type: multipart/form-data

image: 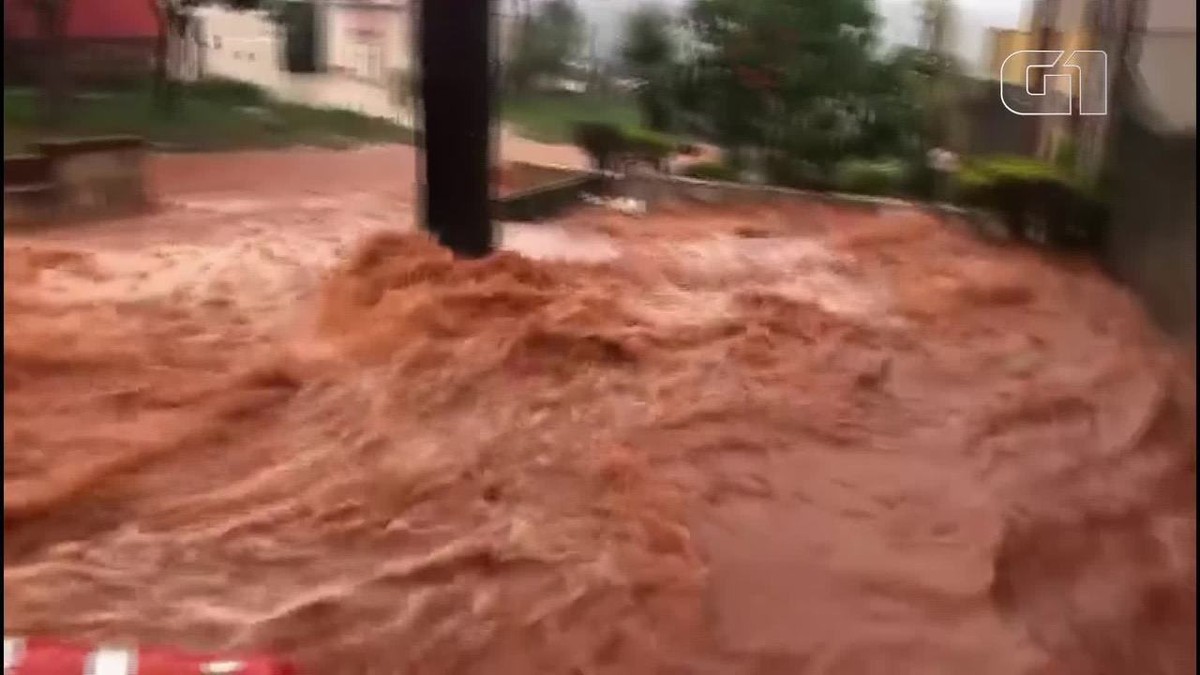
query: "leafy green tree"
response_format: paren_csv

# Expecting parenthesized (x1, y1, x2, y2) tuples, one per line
(680, 0, 881, 183)
(621, 4, 675, 73)
(507, 0, 585, 92)
(620, 3, 677, 130)
(915, 0, 960, 148)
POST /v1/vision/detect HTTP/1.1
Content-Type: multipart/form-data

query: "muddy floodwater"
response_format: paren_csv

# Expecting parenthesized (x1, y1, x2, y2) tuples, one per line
(4, 147, 1196, 674)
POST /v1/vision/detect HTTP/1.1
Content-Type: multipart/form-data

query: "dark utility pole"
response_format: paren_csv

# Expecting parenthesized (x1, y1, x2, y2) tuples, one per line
(417, 0, 496, 258)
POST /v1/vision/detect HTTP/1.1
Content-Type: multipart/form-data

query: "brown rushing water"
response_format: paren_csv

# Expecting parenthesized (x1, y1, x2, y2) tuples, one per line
(4, 148, 1195, 674)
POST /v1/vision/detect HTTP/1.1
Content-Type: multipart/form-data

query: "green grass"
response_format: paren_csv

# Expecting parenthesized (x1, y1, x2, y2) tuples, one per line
(501, 92, 641, 144)
(4, 79, 414, 155)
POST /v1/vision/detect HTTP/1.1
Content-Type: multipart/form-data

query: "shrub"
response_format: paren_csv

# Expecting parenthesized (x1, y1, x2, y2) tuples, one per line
(765, 156, 834, 191)
(621, 127, 678, 168)
(682, 161, 739, 182)
(1053, 137, 1079, 173)
(834, 158, 907, 197)
(572, 124, 683, 172)
(903, 154, 938, 199)
(572, 122, 625, 172)
(954, 155, 1108, 251)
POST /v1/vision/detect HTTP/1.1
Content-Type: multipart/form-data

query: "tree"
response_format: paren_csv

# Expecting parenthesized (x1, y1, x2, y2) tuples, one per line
(915, 0, 960, 147)
(858, 47, 926, 158)
(620, 3, 677, 130)
(507, 0, 584, 92)
(918, 0, 955, 54)
(680, 0, 881, 183)
(621, 4, 675, 72)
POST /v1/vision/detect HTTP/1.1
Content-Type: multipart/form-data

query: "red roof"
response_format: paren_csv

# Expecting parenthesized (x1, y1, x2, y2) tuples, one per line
(4, 0, 160, 41)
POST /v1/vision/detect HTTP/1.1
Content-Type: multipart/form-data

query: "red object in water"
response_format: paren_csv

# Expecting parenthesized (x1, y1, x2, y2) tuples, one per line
(5, 636, 298, 675)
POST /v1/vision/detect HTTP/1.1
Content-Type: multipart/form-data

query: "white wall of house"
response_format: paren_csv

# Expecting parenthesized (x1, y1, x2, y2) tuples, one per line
(191, 4, 415, 126)
(193, 8, 285, 89)
(187, 2, 521, 128)
(324, 2, 522, 84)
(325, 3, 412, 82)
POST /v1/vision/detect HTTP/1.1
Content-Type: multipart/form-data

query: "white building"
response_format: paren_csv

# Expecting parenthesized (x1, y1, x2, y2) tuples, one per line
(192, 0, 521, 127)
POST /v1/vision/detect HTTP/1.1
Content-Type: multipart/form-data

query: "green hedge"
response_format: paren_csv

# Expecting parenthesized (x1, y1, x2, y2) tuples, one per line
(622, 127, 677, 159)
(834, 158, 907, 197)
(572, 122, 625, 171)
(682, 161, 739, 182)
(954, 155, 1107, 251)
(765, 156, 835, 191)
(572, 122, 682, 170)
(184, 78, 269, 107)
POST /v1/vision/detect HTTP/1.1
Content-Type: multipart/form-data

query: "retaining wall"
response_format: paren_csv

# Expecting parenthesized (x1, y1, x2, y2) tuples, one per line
(617, 169, 952, 216)
(492, 162, 609, 222)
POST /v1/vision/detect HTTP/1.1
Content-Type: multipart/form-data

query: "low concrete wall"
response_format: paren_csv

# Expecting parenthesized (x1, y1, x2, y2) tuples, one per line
(3, 184, 59, 228)
(617, 170, 943, 215)
(4, 154, 57, 227)
(1103, 113, 1197, 341)
(4, 136, 150, 228)
(493, 163, 609, 222)
(500, 162, 587, 194)
(492, 164, 964, 224)
(3, 154, 53, 187)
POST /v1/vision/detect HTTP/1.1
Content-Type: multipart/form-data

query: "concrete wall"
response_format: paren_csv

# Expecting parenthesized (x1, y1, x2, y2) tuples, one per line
(1103, 110, 1196, 340)
(194, 8, 285, 88)
(616, 171, 938, 217)
(960, 80, 1055, 156)
(989, 27, 1095, 88)
(188, 3, 523, 128)
(1133, 31, 1197, 133)
(493, 163, 608, 222)
(325, 3, 411, 79)
(985, 21, 1100, 158)
(1098, 0, 1197, 340)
